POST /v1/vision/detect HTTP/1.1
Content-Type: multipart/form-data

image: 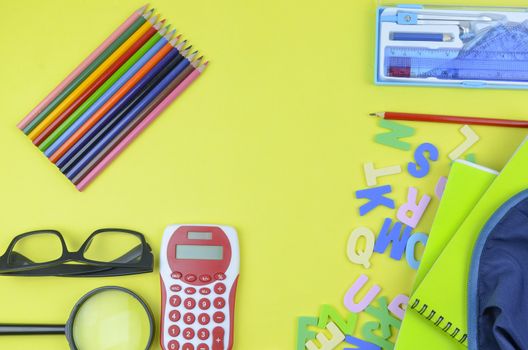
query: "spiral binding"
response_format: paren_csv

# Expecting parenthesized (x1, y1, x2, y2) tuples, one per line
(410, 298, 468, 346)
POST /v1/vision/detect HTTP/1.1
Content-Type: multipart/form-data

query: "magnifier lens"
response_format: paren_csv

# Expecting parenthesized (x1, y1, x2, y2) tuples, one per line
(71, 289, 152, 350)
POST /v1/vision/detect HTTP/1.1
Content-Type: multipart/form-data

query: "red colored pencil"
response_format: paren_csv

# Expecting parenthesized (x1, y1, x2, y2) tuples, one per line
(370, 111, 528, 128)
(33, 19, 164, 146)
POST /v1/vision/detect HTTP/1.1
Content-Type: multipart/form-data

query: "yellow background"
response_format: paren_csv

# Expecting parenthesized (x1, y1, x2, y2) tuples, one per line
(1, 0, 528, 349)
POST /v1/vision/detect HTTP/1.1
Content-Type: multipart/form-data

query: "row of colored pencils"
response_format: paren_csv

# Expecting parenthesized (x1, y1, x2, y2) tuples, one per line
(18, 5, 207, 191)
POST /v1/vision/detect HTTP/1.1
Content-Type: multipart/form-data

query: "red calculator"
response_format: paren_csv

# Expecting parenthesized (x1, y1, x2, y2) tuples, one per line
(160, 225, 240, 350)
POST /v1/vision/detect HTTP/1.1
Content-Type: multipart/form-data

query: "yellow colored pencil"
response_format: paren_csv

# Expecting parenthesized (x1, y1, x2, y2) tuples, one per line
(28, 13, 159, 140)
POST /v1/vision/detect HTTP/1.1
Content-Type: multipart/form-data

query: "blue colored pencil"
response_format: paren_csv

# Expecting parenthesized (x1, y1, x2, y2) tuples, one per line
(390, 32, 454, 42)
(65, 53, 194, 180)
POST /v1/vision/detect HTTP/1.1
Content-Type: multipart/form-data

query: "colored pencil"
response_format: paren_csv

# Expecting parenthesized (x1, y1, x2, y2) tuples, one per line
(369, 111, 528, 128)
(57, 39, 187, 170)
(28, 14, 159, 140)
(65, 52, 194, 180)
(33, 20, 166, 147)
(76, 59, 208, 191)
(38, 25, 172, 152)
(71, 56, 200, 184)
(47, 37, 183, 162)
(17, 5, 148, 130)
(23, 9, 154, 135)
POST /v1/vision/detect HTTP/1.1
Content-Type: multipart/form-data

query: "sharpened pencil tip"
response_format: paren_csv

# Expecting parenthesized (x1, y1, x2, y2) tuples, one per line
(369, 112, 384, 118)
(143, 8, 155, 19)
(176, 40, 187, 50)
(165, 29, 176, 41)
(198, 61, 209, 72)
(158, 25, 168, 36)
(138, 4, 149, 14)
(187, 51, 198, 61)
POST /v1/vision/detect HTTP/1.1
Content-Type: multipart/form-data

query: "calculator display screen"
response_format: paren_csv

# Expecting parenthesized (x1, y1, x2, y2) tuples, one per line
(176, 245, 223, 260)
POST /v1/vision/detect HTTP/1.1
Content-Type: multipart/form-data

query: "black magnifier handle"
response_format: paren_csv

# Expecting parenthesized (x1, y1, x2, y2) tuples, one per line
(0, 324, 66, 335)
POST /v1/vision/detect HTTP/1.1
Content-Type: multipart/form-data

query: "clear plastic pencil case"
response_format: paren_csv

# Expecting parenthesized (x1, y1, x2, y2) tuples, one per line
(375, 4, 528, 89)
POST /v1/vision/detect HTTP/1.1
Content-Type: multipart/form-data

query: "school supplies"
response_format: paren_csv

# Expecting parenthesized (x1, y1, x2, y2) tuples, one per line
(370, 111, 528, 128)
(375, 5, 528, 89)
(390, 32, 454, 42)
(407, 136, 528, 346)
(18, 5, 208, 190)
(160, 224, 240, 350)
(0, 228, 153, 277)
(0, 286, 154, 350)
(394, 160, 497, 350)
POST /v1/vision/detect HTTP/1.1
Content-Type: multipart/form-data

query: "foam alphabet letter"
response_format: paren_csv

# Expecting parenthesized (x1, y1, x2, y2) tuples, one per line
(407, 143, 439, 178)
(363, 162, 402, 187)
(405, 232, 428, 270)
(344, 335, 381, 350)
(373, 218, 411, 261)
(388, 294, 409, 320)
(347, 227, 375, 268)
(305, 321, 345, 350)
(435, 176, 447, 199)
(449, 125, 479, 160)
(297, 317, 319, 350)
(361, 297, 401, 350)
(344, 274, 382, 313)
(396, 187, 431, 228)
(374, 119, 415, 151)
(355, 185, 395, 216)
(318, 305, 358, 335)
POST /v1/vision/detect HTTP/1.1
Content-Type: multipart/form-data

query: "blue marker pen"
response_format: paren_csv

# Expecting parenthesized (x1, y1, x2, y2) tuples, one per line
(390, 32, 454, 42)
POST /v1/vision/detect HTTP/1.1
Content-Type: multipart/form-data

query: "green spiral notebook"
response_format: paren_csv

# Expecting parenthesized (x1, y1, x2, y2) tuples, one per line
(400, 137, 528, 348)
(395, 160, 498, 350)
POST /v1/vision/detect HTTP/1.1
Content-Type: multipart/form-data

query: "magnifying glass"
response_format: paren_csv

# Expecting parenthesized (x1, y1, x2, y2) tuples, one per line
(0, 286, 154, 350)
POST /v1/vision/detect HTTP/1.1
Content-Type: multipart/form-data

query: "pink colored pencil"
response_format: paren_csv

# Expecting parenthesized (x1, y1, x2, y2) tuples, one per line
(17, 4, 148, 130)
(76, 61, 208, 191)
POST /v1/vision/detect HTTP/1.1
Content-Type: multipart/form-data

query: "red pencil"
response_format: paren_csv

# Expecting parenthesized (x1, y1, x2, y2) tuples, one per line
(33, 19, 164, 146)
(370, 111, 528, 128)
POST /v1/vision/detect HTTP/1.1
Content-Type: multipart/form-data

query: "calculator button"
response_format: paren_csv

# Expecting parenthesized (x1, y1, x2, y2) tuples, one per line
(185, 287, 196, 295)
(170, 296, 182, 307)
(169, 325, 180, 337)
(198, 313, 210, 325)
(185, 274, 197, 282)
(214, 273, 226, 281)
(182, 344, 194, 350)
(197, 344, 209, 350)
(213, 312, 225, 323)
(214, 283, 226, 295)
(212, 327, 225, 350)
(199, 288, 211, 295)
(198, 328, 210, 340)
(199, 274, 212, 282)
(171, 285, 182, 292)
(198, 298, 211, 310)
(183, 328, 195, 340)
(172, 272, 183, 279)
(184, 298, 196, 309)
(168, 340, 180, 350)
(214, 297, 226, 309)
(183, 313, 195, 325)
(169, 310, 181, 322)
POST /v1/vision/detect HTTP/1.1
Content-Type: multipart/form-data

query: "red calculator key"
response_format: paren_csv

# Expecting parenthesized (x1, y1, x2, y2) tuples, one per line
(182, 344, 194, 350)
(172, 272, 183, 279)
(168, 340, 180, 350)
(198, 313, 210, 325)
(183, 328, 195, 340)
(171, 285, 182, 292)
(169, 325, 180, 337)
(183, 313, 195, 325)
(169, 310, 181, 322)
(214, 297, 226, 309)
(170, 296, 182, 307)
(185, 287, 196, 295)
(213, 311, 225, 323)
(198, 328, 210, 340)
(198, 298, 211, 310)
(184, 298, 196, 309)
(214, 283, 226, 295)
(214, 273, 226, 281)
(185, 274, 197, 282)
(199, 274, 212, 282)
(197, 344, 209, 350)
(199, 288, 211, 295)
(212, 327, 225, 350)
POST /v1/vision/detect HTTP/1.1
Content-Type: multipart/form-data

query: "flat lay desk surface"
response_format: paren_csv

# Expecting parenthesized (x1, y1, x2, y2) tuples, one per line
(1, 0, 528, 349)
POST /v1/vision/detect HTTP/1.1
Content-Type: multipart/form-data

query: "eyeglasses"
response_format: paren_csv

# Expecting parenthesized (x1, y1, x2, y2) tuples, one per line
(0, 228, 153, 277)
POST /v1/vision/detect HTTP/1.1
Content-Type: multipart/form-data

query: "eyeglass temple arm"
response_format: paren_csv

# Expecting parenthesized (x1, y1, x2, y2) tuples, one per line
(111, 244, 147, 264)
(0, 324, 66, 335)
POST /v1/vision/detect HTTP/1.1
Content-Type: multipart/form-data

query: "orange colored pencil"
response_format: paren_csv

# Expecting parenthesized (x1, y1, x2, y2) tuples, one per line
(49, 38, 178, 163)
